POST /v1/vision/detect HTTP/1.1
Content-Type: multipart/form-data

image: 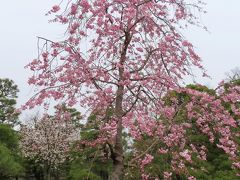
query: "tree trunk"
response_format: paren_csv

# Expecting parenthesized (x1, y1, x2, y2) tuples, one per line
(44, 165, 51, 180)
(109, 85, 124, 180)
(109, 31, 131, 180)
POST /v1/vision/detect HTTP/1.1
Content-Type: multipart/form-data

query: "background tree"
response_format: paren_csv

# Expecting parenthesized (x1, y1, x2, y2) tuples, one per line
(25, 0, 240, 179)
(0, 78, 20, 126)
(0, 124, 24, 179)
(225, 67, 240, 82)
(0, 78, 23, 179)
(67, 114, 112, 180)
(54, 103, 83, 128)
(20, 107, 79, 180)
(134, 84, 239, 179)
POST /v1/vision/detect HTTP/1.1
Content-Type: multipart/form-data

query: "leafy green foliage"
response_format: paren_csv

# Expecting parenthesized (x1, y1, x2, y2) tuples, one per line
(66, 111, 113, 180)
(0, 78, 19, 126)
(0, 144, 23, 178)
(0, 124, 18, 150)
(186, 84, 216, 96)
(69, 157, 110, 180)
(55, 104, 83, 128)
(67, 143, 112, 179)
(0, 124, 23, 178)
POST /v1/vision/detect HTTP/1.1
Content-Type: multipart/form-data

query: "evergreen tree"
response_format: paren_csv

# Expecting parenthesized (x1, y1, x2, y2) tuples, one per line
(0, 124, 23, 179)
(0, 78, 20, 126)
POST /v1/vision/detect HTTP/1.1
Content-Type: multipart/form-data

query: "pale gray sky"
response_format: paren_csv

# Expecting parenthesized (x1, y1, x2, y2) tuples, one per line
(0, 0, 239, 111)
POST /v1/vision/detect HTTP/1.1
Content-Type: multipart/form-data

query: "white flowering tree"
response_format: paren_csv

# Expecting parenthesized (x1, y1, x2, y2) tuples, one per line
(20, 111, 79, 180)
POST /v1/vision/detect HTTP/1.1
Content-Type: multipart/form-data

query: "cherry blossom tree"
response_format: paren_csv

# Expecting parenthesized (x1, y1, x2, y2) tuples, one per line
(20, 111, 78, 180)
(25, 0, 240, 179)
(128, 83, 240, 179)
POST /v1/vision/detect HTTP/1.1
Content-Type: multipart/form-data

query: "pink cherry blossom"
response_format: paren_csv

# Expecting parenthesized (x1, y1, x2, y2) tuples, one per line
(51, 5, 60, 13)
(25, 0, 240, 179)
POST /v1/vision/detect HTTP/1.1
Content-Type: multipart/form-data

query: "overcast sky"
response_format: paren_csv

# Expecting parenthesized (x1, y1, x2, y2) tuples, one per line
(0, 0, 239, 113)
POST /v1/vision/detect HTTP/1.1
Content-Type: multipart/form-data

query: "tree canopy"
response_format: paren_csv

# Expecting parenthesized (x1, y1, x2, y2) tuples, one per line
(0, 124, 23, 178)
(0, 78, 19, 126)
(24, 1, 240, 179)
